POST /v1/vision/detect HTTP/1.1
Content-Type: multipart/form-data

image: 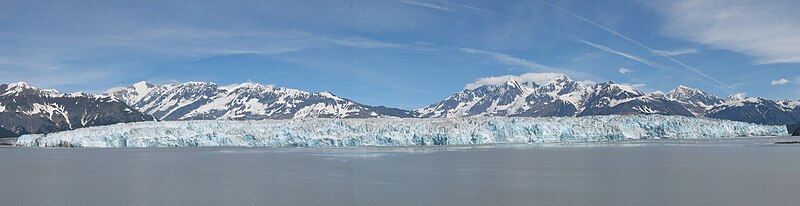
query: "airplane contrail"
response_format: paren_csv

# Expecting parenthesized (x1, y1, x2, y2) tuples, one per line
(537, 0, 737, 93)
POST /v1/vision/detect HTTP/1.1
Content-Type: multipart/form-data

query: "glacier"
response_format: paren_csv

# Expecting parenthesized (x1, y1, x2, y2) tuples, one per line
(15, 115, 786, 148)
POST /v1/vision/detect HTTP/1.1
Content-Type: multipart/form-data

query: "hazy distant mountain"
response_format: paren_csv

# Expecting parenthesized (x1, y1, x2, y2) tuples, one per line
(0, 82, 154, 137)
(106, 81, 416, 120)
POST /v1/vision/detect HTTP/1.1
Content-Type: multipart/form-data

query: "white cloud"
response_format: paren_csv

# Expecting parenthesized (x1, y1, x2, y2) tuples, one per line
(465, 72, 572, 89)
(618, 67, 632, 74)
(655, 0, 800, 64)
(728, 92, 748, 101)
(651, 48, 697, 56)
(577, 80, 597, 86)
(617, 83, 648, 92)
(771, 78, 790, 85)
(458, 48, 602, 81)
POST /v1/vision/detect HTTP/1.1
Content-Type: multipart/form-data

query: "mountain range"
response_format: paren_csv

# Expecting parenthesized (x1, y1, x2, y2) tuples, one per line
(105, 81, 416, 120)
(3, 73, 800, 137)
(416, 74, 800, 126)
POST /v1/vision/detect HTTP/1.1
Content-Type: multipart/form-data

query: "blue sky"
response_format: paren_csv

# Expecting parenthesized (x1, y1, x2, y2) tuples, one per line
(2, 0, 800, 109)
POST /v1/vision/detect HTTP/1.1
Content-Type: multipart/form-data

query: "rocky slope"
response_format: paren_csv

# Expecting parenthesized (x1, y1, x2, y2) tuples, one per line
(0, 82, 154, 137)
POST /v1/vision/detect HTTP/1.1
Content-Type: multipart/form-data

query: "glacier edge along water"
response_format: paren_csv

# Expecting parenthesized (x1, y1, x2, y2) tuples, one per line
(15, 115, 786, 148)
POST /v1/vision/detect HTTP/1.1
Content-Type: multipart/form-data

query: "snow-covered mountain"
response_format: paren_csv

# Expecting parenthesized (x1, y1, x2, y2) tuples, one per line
(0, 82, 154, 137)
(576, 82, 693, 117)
(416, 74, 693, 118)
(705, 96, 800, 125)
(106, 81, 415, 120)
(416, 73, 800, 127)
(666, 85, 724, 115)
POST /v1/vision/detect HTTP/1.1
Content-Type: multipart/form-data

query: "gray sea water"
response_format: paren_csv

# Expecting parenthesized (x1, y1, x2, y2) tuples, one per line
(1, 137, 799, 206)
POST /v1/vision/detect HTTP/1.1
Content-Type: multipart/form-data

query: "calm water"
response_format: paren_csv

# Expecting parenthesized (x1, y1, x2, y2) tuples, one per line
(1, 137, 799, 206)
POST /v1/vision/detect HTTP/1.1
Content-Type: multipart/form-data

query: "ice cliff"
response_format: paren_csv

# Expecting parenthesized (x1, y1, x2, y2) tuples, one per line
(16, 115, 786, 148)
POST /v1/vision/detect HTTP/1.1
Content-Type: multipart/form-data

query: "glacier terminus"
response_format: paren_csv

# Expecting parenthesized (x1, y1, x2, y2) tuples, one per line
(16, 115, 785, 148)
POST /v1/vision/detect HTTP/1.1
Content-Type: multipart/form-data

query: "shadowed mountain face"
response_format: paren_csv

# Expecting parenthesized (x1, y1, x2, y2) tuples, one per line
(705, 98, 800, 125)
(106, 81, 417, 121)
(0, 127, 16, 138)
(0, 83, 154, 137)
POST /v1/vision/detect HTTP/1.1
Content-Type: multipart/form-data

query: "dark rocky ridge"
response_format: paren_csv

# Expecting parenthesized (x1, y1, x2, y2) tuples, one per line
(0, 83, 154, 137)
(0, 127, 16, 138)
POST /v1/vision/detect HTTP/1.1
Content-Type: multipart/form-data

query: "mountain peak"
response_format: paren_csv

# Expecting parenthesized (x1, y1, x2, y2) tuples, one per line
(504, 78, 523, 89)
(5, 82, 40, 92)
(8, 82, 34, 88)
(594, 81, 640, 95)
(505, 77, 518, 85)
(668, 85, 703, 98)
(1, 82, 60, 96)
(318, 91, 344, 101)
(133, 81, 155, 89)
(670, 85, 702, 94)
(665, 85, 722, 114)
(727, 93, 748, 101)
(234, 81, 270, 89)
(179, 81, 217, 87)
(649, 91, 667, 97)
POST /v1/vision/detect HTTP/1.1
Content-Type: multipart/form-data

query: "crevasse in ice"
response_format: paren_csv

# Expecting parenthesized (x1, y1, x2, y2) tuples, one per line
(15, 115, 786, 148)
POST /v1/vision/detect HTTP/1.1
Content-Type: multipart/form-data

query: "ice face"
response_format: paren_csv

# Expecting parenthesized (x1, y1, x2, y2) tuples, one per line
(16, 115, 787, 148)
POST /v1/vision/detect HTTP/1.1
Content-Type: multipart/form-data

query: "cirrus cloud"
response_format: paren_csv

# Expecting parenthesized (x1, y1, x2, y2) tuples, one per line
(651, 48, 698, 57)
(654, 0, 800, 64)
